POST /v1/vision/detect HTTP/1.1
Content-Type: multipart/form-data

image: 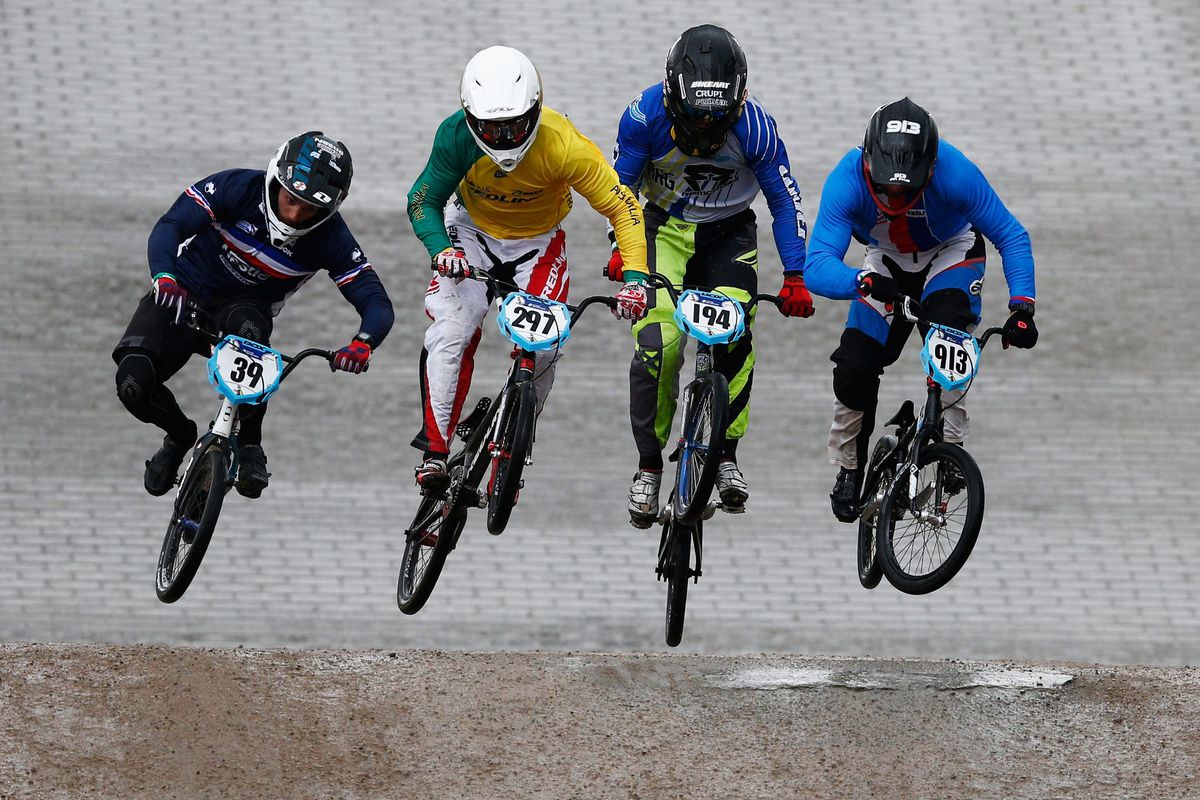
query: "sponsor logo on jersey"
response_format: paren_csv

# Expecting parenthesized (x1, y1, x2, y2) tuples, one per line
(204, 182, 216, 195)
(681, 164, 737, 196)
(777, 165, 806, 240)
(649, 165, 676, 190)
(466, 180, 541, 204)
(236, 221, 258, 235)
(219, 246, 269, 285)
(969, 277, 984, 296)
(352, 248, 363, 262)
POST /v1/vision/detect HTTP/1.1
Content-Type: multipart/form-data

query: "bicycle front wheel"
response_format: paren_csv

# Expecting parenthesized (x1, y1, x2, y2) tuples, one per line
(878, 442, 984, 595)
(857, 435, 898, 590)
(672, 374, 728, 525)
(156, 444, 228, 603)
(486, 380, 536, 535)
(662, 517, 693, 648)
(397, 490, 465, 615)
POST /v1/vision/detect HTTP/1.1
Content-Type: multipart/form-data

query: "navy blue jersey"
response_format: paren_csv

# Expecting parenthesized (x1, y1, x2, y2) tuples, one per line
(805, 143, 1035, 303)
(147, 169, 393, 344)
(613, 82, 806, 274)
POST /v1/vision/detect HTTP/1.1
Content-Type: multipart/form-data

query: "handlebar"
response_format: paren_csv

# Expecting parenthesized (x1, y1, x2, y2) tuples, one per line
(458, 265, 618, 325)
(644, 271, 783, 312)
(178, 302, 336, 376)
(896, 296, 1006, 349)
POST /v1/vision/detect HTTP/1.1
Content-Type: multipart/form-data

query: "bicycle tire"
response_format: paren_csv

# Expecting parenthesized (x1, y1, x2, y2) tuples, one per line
(672, 374, 729, 525)
(397, 491, 465, 615)
(878, 441, 984, 595)
(663, 517, 692, 648)
(486, 380, 536, 535)
(857, 435, 898, 590)
(155, 444, 228, 603)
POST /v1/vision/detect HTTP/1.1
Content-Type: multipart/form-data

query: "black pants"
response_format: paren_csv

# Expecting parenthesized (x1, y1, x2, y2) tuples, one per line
(113, 293, 274, 446)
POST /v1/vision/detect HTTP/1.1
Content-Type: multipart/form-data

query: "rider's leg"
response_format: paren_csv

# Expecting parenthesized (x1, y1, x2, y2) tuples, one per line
(921, 232, 986, 444)
(421, 274, 489, 458)
(697, 208, 759, 506)
(214, 300, 275, 498)
(828, 264, 917, 520)
(627, 206, 689, 525)
(113, 294, 204, 495)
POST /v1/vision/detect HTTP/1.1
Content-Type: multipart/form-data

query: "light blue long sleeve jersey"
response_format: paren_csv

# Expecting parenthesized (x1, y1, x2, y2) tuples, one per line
(804, 142, 1035, 303)
(612, 82, 807, 274)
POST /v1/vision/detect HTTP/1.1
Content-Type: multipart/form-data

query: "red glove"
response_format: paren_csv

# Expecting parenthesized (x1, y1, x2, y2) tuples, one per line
(152, 273, 188, 324)
(605, 247, 625, 282)
(332, 338, 372, 373)
(777, 273, 814, 318)
(612, 282, 649, 321)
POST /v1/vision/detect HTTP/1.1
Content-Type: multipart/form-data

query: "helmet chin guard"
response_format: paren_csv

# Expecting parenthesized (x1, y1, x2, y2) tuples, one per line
(460, 46, 543, 172)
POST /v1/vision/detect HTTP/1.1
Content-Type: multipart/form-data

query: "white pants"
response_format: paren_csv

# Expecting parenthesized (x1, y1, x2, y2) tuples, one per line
(420, 203, 570, 454)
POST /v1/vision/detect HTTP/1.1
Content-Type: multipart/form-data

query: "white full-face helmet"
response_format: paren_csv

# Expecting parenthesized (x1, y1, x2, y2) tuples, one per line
(460, 46, 543, 172)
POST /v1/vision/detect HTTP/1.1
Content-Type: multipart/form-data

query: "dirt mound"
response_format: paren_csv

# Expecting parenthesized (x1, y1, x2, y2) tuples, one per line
(1, 644, 1197, 799)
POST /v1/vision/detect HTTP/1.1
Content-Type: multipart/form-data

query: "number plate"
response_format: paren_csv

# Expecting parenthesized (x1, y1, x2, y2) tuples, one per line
(206, 335, 284, 405)
(920, 324, 981, 391)
(496, 292, 572, 351)
(674, 290, 746, 345)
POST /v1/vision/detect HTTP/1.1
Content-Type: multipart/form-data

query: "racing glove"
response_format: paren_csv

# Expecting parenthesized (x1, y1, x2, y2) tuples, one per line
(332, 335, 372, 374)
(1003, 302, 1038, 349)
(777, 273, 815, 318)
(605, 246, 625, 283)
(612, 282, 649, 321)
(151, 272, 188, 324)
(433, 247, 470, 279)
(856, 271, 901, 306)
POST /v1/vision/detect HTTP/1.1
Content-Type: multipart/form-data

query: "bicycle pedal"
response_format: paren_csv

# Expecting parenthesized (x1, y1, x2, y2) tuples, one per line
(716, 502, 743, 516)
(474, 490, 487, 509)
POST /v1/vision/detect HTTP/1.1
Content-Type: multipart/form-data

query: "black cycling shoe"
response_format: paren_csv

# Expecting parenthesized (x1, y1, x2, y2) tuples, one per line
(236, 444, 270, 499)
(830, 467, 863, 523)
(144, 423, 197, 497)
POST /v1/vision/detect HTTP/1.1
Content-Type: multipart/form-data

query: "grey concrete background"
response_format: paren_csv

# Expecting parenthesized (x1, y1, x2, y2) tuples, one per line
(1, 0, 1197, 663)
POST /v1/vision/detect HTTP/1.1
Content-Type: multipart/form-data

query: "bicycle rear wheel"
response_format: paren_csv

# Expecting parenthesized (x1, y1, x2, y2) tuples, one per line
(156, 443, 228, 603)
(672, 374, 728, 525)
(662, 516, 694, 648)
(857, 435, 898, 590)
(486, 380, 536, 535)
(397, 488, 466, 615)
(878, 441, 984, 594)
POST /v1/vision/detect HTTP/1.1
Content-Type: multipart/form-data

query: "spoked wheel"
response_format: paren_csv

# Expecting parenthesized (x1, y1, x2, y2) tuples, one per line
(661, 516, 695, 648)
(156, 444, 228, 603)
(878, 442, 984, 595)
(672, 374, 729, 525)
(486, 381, 536, 535)
(857, 435, 898, 590)
(397, 481, 466, 615)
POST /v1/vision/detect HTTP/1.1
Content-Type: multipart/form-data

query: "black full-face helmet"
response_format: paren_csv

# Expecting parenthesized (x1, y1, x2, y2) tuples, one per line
(663, 25, 748, 158)
(264, 131, 353, 247)
(862, 97, 939, 214)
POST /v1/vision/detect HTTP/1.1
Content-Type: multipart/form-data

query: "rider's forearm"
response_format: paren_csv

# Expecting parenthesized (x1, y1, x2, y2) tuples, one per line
(340, 271, 395, 346)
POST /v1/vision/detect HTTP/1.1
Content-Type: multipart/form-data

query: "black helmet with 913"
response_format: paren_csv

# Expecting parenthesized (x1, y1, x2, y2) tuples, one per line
(663, 25, 748, 158)
(862, 97, 939, 214)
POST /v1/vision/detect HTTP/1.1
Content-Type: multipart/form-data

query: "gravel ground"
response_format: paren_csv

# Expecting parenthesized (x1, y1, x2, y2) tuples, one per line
(1, 644, 1198, 799)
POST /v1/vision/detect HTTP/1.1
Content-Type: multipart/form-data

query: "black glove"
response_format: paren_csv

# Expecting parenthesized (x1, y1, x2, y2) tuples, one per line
(857, 271, 901, 304)
(1003, 303, 1038, 349)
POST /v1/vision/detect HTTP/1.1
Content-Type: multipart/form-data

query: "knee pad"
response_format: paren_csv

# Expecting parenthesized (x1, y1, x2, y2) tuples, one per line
(222, 304, 272, 343)
(115, 352, 158, 411)
(831, 333, 882, 412)
(922, 288, 977, 331)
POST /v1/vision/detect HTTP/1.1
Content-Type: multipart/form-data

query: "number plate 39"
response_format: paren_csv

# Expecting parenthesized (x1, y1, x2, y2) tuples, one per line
(496, 292, 572, 351)
(920, 324, 981, 391)
(674, 290, 746, 345)
(207, 335, 284, 405)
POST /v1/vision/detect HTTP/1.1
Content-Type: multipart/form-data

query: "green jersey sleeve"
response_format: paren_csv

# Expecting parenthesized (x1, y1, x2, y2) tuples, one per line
(406, 111, 486, 258)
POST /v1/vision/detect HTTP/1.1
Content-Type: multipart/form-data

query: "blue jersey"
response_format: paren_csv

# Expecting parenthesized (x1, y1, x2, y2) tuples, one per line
(146, 169, 394, 343)
(804, 142, 1036, 303)
(612, 83, 807, 274)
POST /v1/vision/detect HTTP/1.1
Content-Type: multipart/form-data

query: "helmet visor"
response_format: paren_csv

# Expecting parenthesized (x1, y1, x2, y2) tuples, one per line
(467, 105, 541, 151)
